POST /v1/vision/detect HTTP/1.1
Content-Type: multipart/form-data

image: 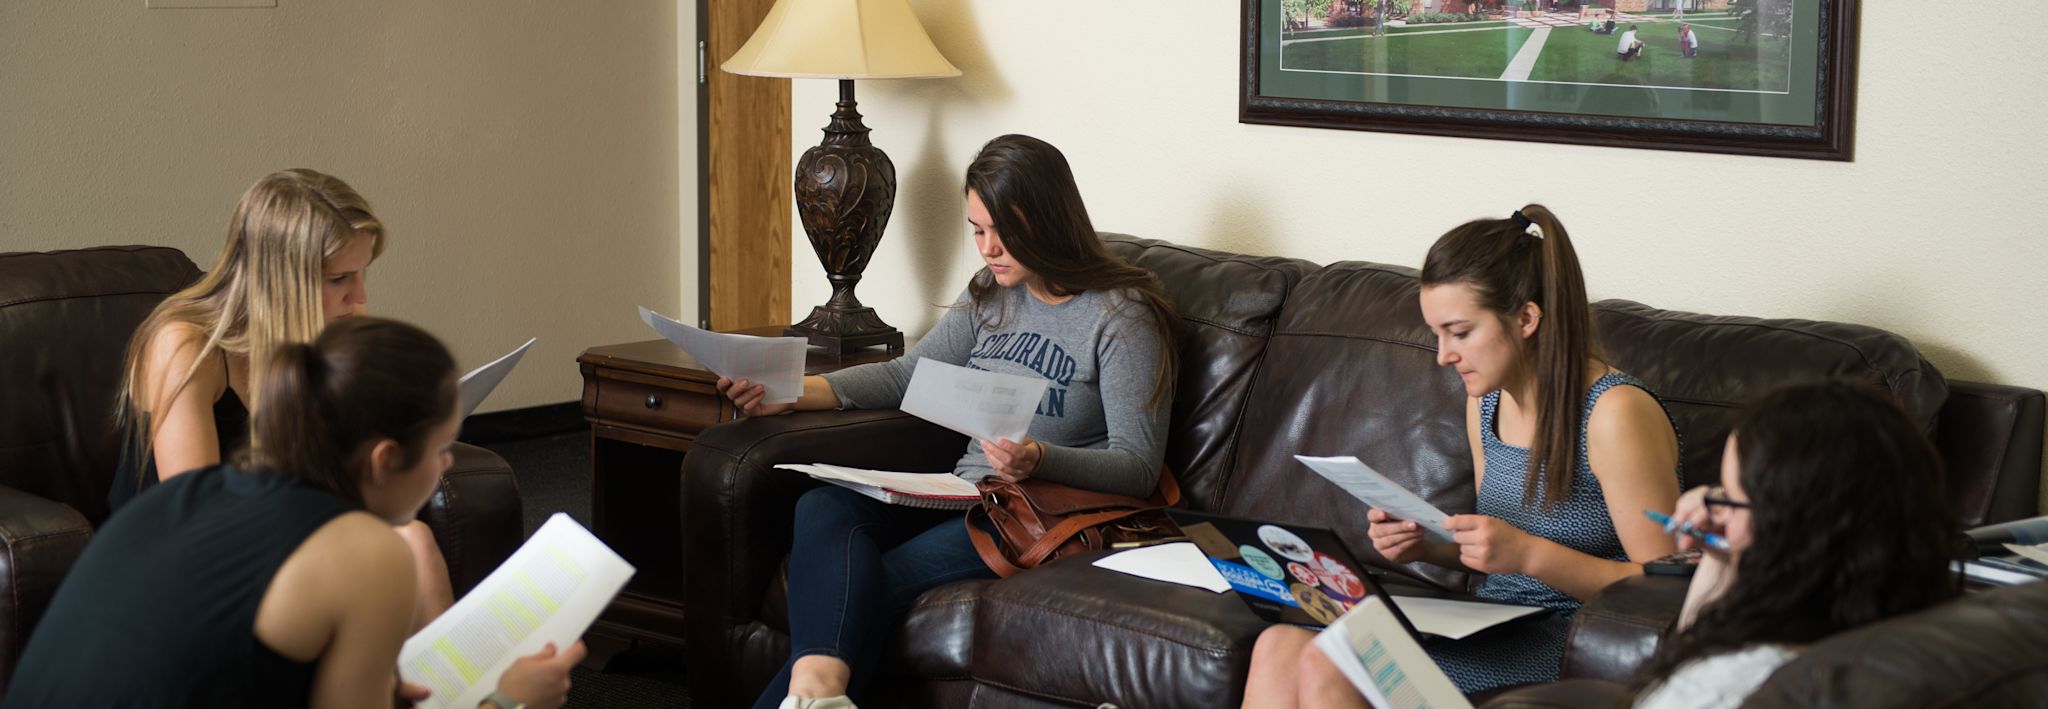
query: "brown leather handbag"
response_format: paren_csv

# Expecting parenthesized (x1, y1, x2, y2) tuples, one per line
(964, 466, 1182, 577)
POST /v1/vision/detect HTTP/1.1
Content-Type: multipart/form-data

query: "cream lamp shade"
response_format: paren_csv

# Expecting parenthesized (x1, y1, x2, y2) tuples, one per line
(721, 0, 960, 80)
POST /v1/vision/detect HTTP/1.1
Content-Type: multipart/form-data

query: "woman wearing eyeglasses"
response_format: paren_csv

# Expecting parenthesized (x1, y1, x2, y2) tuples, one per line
(1630, 380, 1961, 708)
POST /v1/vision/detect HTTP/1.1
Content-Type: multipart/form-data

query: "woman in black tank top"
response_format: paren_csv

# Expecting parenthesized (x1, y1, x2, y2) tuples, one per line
(10, 319, 584, 708)
(112, 169, 455, 626)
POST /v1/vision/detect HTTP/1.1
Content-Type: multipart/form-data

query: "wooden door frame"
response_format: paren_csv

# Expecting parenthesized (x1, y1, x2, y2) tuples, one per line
(700, 0, 791, 331)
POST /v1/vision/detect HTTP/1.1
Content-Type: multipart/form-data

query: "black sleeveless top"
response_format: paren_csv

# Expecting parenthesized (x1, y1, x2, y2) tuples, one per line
(108, 365, 250, 514)
(7, 464, 357, 708)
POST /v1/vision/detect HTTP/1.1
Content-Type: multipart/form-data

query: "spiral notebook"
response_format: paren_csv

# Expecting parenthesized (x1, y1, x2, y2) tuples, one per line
(774, 463, 981, 510)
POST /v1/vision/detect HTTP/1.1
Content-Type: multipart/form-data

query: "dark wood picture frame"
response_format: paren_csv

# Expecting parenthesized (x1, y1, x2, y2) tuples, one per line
(1240, 1, 1859, 161)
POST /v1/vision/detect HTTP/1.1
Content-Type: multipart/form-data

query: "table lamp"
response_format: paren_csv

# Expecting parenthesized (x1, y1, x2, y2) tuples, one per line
(722, 0, 960, 354)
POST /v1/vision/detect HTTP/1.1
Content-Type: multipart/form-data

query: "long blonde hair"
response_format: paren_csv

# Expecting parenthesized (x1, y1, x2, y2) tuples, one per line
(118, 169, 385, 453)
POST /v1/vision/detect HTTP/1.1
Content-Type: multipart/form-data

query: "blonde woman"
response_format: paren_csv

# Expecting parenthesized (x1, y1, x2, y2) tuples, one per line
(112, 169, 452, 626)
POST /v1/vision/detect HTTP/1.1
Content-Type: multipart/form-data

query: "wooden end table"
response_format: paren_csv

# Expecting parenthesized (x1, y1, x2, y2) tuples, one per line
(576, 329, 903, 650)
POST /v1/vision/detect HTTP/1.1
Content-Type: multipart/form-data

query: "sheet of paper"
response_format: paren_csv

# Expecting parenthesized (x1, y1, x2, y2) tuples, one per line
(774, 463, 981, 498)
(899, 358, 1048, 443)
(2006, 542, 2048, 568)
(398, 514, 635, 709)
(1295, 455, 1456, 544)
(639, 306, 808, 404)
(1390, 596, 1548, 640)
(458, 337, 537, 418)
(1091, 542, 1232, 593)
(1314, 596, 1474, 709)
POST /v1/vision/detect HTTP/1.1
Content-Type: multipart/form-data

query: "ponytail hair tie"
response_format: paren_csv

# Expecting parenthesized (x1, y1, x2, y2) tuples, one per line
(1511, 210, 1543, 240)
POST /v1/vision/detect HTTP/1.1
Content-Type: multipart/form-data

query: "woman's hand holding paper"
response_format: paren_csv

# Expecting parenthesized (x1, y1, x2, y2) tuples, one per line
(1367, 507, 1430, 564)
(718, 377, 794, 417)
(981, 437, 1043, 482)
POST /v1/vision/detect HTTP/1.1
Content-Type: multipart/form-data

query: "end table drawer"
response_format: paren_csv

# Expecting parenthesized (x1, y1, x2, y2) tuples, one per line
(592, 376, 722, 436)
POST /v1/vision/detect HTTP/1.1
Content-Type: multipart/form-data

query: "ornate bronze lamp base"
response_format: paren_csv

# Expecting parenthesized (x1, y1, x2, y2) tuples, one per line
(786, 79, 904, 355)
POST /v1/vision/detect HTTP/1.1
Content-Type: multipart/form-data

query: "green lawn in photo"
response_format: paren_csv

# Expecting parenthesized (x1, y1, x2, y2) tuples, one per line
(1282, 20, 1511, 41)
(1281, 27, 1535, 79)
(1527, 23, 1791, 91)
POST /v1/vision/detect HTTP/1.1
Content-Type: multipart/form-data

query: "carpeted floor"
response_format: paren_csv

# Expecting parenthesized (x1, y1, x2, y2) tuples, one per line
(477, 429, 693, 708)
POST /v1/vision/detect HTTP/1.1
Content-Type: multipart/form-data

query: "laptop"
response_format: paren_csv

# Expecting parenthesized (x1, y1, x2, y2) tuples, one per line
(1165, 509, 1549, 642)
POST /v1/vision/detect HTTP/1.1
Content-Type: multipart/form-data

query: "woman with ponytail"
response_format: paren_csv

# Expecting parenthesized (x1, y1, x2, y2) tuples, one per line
(1244, 205, 1683, 705)
(113, 168, 454, 625)
(1631, 380, 1957, 708)
(8, 318, 583, 708)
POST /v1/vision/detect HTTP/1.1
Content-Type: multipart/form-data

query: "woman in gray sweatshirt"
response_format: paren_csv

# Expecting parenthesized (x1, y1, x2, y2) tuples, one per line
(722, 134, 1180, 709)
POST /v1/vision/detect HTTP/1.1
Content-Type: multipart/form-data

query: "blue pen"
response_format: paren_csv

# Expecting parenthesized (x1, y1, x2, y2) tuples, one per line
(1644, 509, 1730, 551)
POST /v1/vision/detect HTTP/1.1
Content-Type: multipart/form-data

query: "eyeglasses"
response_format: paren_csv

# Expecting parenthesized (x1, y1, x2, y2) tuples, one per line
(1703, 486, 1751, 512)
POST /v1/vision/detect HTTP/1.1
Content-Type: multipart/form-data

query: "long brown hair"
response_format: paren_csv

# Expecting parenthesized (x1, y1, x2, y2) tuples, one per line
(1632, 380, 1959, 694)
(245, 317, 455, 504)
(962, 134, 1180, 409)
(1420, 204, 1595, 508)
(117, 169, 384, 461)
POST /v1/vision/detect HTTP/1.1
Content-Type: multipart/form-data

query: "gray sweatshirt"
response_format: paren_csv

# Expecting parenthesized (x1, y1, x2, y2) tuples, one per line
(822, 284, 1171, 498)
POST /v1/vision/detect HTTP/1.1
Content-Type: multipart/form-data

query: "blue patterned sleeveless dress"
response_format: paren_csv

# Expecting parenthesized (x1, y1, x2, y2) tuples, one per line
(1428, 372, 1680, 693)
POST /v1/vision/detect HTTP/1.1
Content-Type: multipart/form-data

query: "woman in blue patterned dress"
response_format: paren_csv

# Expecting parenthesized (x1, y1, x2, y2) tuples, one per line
(1243, 205, 1683, 706)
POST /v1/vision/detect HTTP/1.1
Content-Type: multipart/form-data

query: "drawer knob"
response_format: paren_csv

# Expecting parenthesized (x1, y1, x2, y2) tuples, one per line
(644, 394, 662, 409)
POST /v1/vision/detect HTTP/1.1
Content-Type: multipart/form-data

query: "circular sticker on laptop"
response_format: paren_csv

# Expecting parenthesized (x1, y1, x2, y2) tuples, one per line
(1287, 561, 1321, 586)
(1257, 524, 1315, 562)
(1290, 582, 1345, 625)
(1238, 545, 1284, 580)
(1314, 552, 1366, 601)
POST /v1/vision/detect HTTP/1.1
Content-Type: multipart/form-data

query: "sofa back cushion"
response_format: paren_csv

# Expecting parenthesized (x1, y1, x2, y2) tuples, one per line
(1221, 260, 1474, 588)
(1744, 582, 2048, 707)
(1593, 300, 1949, 492)
(1101, 234, 1315, 510)
(0, 246, 200, 524)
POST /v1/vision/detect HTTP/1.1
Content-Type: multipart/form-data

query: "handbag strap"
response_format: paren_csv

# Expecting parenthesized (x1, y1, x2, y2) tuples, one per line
(965, 506, 1026, 577)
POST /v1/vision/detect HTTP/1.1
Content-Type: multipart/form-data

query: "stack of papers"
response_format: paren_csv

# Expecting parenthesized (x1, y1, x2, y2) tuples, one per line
(457, 337, 536, 418)
(775, 463, 982, 510)
(1315, 597, 1473, 709)
(398, 515, 634, 709)
(900, 358, 1047, 443)
(1295, 455, 1456, 544)
(639, 307, 808, 404)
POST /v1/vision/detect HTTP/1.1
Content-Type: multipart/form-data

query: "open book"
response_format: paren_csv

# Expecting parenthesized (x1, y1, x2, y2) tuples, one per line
(775, 463, 981, 510)
(1313, 596, 1473, 709)
(398, 514, 634, 709)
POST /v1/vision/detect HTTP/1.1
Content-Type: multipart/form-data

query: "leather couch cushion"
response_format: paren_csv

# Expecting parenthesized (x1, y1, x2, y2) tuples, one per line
(970, 552, 1267, 708)
(1594, 300, 1948, 491)
(1101, 235, 1315, 511)
(1225, 261, 1474, 590)
(890, 580, 989, 680)
(0, 246, 201, 525)
(1746, 582, 2048, 707)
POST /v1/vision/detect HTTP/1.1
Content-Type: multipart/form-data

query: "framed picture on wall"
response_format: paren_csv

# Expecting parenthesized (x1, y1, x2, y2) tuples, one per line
(1240, 1, 1858, 160)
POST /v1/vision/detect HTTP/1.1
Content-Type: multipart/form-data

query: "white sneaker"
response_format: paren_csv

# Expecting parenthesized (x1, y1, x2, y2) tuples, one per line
(775, 696, 858, 709)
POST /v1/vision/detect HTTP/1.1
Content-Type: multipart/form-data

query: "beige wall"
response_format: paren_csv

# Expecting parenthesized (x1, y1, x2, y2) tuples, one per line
(0, 0, 692, 413)
(792, 2, 2048, 509)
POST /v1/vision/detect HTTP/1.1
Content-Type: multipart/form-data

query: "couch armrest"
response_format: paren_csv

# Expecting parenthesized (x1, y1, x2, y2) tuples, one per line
(1935, 379, 2044, 526)
(0, 485, 93, 693)
(1560, 573, 1689, 684)
(1479, 678, 1631, 708)
(419, 442, 524, 598)
(681, 409, 964, 708)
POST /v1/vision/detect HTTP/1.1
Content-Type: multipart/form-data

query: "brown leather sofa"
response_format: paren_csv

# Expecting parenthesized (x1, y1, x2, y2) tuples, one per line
(678, 235, 2045, 708)
(1483, 580, 2048, 708)
(0, 245, 525, 693)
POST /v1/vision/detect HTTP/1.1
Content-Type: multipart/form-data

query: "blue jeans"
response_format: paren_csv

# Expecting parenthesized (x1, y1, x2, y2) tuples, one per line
(751, 486, 998, 708)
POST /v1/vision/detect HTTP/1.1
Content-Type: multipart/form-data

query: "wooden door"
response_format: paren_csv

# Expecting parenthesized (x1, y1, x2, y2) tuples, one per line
(703, 0, 790, 330)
